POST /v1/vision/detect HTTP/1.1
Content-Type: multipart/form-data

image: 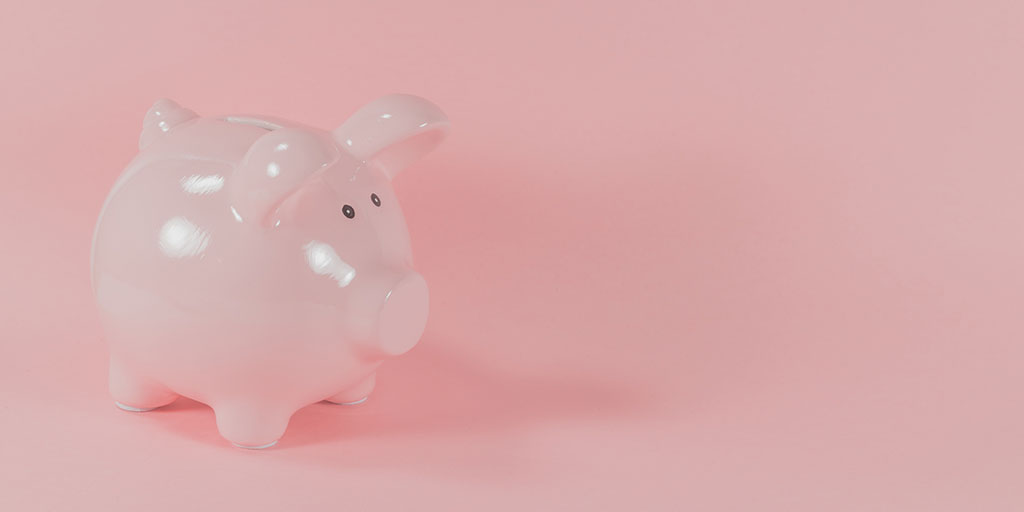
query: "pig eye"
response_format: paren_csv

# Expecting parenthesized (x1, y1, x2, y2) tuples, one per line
(342, 204, 355, 218)
(371, 193, 381, 207)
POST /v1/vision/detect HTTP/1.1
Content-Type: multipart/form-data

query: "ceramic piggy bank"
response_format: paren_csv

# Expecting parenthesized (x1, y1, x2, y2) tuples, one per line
(91, 94, 448, 449)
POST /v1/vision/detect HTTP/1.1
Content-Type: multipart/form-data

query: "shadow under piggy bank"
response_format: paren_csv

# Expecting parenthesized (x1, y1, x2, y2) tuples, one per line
(148, 338, 649, 479)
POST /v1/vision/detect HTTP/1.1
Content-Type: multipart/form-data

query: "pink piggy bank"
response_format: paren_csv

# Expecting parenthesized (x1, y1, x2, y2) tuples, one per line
(91, 94, 448, 449)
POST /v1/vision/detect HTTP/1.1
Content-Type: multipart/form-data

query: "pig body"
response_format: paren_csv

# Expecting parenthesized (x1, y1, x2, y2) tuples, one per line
(91, 95, 447, 448)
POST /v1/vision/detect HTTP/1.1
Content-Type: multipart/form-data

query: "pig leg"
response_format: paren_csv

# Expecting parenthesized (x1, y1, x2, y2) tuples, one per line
(214, 403, 293, 449)
(326, 372, 376, 405)
(109, 357, 177, 412)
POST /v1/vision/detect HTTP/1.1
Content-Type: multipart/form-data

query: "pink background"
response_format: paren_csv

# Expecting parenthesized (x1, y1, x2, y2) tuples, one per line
(1, 1, 1022, 509)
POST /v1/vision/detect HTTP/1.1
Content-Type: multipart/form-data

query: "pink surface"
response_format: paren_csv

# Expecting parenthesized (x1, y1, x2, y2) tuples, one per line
(1, 1, 1022, 510)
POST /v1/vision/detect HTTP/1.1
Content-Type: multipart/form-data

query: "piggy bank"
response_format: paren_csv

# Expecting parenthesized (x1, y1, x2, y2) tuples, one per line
(91, 94, 448, 449)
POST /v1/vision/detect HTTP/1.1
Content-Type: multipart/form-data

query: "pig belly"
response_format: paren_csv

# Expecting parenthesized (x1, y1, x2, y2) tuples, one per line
(95, 271, 376, 408)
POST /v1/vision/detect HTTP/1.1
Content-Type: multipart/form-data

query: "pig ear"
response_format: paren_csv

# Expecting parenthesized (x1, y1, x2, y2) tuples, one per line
(139, 98, 197, 149)
(331, 94, 449, 179)
(230, 128, 339, 226)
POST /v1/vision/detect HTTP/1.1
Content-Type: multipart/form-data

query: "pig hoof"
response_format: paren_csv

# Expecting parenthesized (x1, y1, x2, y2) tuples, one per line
(231, 440, 278, 450)
(115, 401, 158, 412)
(327, 396, 368, 406)
(325, 374, 376, 405)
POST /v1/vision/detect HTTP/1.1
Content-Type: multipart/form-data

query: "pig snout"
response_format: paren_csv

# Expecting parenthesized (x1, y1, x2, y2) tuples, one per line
(376, 272, 429, 356)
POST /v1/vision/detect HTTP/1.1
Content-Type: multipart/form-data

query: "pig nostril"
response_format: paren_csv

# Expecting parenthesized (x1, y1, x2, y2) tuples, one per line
(377, 273, 429, 356)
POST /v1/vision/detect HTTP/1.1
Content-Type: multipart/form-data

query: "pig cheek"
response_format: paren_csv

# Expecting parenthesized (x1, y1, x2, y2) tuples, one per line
(336, 281, 384, 355)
